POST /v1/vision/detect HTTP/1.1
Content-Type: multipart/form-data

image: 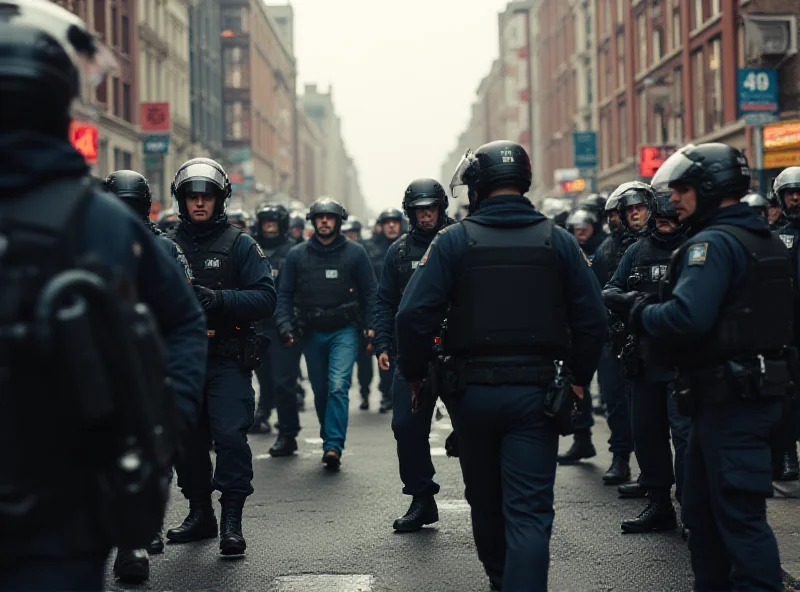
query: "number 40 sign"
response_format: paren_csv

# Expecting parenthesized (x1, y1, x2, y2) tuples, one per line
(738, 68, 779, 116)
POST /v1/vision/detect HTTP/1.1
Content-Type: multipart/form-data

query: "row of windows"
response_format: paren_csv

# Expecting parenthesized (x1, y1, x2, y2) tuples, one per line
(600, 0, 721, 37)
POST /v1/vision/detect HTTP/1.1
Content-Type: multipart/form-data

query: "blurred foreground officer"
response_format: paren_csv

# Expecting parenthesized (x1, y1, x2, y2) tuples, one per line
(396, 141, 607, 591)
(275, 198, 377, 469)
(374, 178, 454, 532)
(0, 3, 206, 589)
(608, 144, 791, 591)
(166, 158, 276, 558)
(251, 203, 302, 457)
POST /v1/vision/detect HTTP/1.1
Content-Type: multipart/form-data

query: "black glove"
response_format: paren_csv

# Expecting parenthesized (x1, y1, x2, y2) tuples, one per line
(193, 285, 222, 312)
(602, 290, 639, 317)
(629, 293, 657, 334)
(278, 324, 295, 346)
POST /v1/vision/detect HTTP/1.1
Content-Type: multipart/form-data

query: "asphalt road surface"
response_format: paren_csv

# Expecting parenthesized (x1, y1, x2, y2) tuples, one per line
(105, 380, 707, 592)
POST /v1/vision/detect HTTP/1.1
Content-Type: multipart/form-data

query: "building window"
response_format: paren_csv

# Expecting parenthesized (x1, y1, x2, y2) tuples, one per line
(223, 47, 249, 88)
(737, 23, 746, 68)
(599, 50, 606, 98)
(691, 0, 703, 30)
(638, 89, 648, 145)
(96, 78, 107, 104)
(709, 37, 723, 130)
(619, 102, 628, 161)
(113, 148, 131, 171)
(692, 49, 705, 136)
(111, 4, 118, 46)
(672, 67, 683, 142)
(671, 10, 681, 50)
(617, 33, 625, 88)
(121, 15, 129, 54)
(711, 0, 721, 17)
(606, 45, 614, 97)
(652, 27, 663, 64)
(221, 7, 248, 34)
(636, 13, 647, 74)
(587, 68, 593, 105)
(224, 101, 250, 140)
(616, 0, 625, 26)
(654, 110, 665, 144)
(122, 82, 131, 122)
(112, 76, 120, 117)
(601, 111, 610, 169)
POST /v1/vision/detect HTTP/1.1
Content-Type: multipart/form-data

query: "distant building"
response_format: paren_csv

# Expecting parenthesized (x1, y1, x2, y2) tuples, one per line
(189, 0, 224, 161)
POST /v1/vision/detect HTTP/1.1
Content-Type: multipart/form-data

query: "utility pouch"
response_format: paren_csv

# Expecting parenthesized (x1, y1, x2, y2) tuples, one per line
(241, 333, 270, 371)
(543, 362, 576, 436)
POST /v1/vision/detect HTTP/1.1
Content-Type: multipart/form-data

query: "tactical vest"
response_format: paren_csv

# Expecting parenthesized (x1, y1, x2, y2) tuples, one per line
(652, 225, 793, 368)
(447, 218, 570, 357)
(171, 224, 242, 337)
(594, 233, 634, 286)
(260, 238, 294, 282)
(627, 234, 686, 296)
(776, 223, 800, 343)
(295, 241, 360, 331)
(394, 232, 431, 293)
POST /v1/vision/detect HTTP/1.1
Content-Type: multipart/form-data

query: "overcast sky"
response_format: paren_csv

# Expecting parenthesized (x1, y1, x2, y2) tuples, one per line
(287, 0, 512, 215)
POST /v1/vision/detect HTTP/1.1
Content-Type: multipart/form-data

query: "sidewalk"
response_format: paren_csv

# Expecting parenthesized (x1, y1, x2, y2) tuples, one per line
(771, 480, 800, 590)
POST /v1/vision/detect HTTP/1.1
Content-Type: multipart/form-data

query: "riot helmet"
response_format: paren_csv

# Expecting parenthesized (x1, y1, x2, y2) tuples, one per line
(342, 216, 363, 241)
(289, 210, 306, 241)
(609, 181, 654, 236)
(741, 192, 769, 220)
(581, 193, 608, 223)
(171, 158, 232, 225)
(773, 167, 800, 224)
(0, 0, 116, 137)
(553, 210, 569, 228)
(567, 208, 598, 244)
(156, 208, 179, 233)
(402, 178, 448, 235)
(450, 140, 532, 212)
(104, 170, 152, 219)
(377, 207, 405, 240)
(650, 143, 751, 227)
(227, 209, 252, 234)
(604, 191, 623, 234)
(650, 191, 686, 244)
(307, 196, 348, 237)
(256, 202, 289, 239)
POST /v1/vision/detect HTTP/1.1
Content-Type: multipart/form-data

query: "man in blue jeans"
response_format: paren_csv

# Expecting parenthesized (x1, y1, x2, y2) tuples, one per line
(275, 197, 377, 469)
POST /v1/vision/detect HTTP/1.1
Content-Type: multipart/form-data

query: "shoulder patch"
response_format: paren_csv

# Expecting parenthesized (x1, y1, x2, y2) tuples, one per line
(419, 243, 434, 267)
(687, 242, 709, 266)
(254, 243, 266, 259)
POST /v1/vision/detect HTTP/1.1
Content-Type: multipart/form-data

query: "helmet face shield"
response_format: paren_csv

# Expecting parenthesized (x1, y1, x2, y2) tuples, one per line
(650, 146, 698, 195)
(450, 149, 478, 199)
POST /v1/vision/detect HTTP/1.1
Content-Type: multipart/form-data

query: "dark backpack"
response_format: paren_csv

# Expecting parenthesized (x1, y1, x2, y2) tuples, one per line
(0, 177, 175, 548)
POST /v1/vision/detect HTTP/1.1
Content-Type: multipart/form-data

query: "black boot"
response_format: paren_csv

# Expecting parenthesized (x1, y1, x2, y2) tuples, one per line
(618, 481, 648, 498)
(166, 498, 218, 543)
(557, 437, 596, 465)
(113, 548, 149, 583)
(360, 392, 370, 410)
(147, 530, 164, 555)
(219, 499, 246, 558)
(602, 453, 631, 485)
(249, 409, 272, 434)
(621, 489, 677, 534)
(780, 447, 800, 481)
(379, 398, 392, 414)
(392, 496, 439, 532)
(269, 435, 298, 457)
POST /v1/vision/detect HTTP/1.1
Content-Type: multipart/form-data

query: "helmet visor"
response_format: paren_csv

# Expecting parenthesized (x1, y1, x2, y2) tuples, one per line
(650, 146, 697, 195)
(408, 196, 439, 208)
(174, 163, 226, 193)
(450, 149, 478, 199)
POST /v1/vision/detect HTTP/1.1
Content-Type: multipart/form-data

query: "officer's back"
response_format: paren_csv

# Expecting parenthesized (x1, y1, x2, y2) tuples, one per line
(396, 140, 607, 592)
(0, 4, 206, 589)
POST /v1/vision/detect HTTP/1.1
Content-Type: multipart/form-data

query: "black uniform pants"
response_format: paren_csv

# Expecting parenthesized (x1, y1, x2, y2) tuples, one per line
(391, 366, 440, 497)
(597, 343, 633, 454)
(630, 376, 690, 500)
(355, 335, 374, 399)
(449, 383, 558, 592)
(682, 396, 783, 592)
(255, 326, 302, 436)
(175, 356, 255, 501)
(0, 555, 107, 591)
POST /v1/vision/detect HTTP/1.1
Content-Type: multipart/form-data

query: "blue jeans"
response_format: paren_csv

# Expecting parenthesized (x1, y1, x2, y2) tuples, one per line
(303, 325, 359, 452)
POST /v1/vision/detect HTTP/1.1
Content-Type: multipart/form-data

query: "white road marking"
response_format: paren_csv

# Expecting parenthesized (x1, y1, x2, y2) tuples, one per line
(430, 447, 448, 456)
(437, 500, 470, 511)
(274, 575, 374, 592)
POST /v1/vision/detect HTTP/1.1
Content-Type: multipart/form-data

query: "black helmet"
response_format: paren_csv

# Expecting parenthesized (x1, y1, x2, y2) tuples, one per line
(256, 203, 289, 236)
(342, 216, 363, 234)
(171, 157, 232, 223)
(649, 191, 687, 244)
(773, 166, 800, 223)
(553, 210, 569, 228)
(104, 170, 152, 218)
(652, 192, 680, 220)
(156, 208, 179, 233)
(566, 208, 598, 230)
(0, 1, 115, 137)
(402, 178, 448, 233)
(582, 194, 608, 220)
(609, 181, 654, 235)
(289, 210, 305, 228)
(227, 209, 252, 232)
(450, 140, 532, 211)
(307, 197, 348, 235)
(377, 207, 404, 225)
(651, 143, 751, 226)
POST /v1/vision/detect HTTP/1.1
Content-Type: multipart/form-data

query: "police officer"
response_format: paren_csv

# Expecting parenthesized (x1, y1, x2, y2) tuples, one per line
(157, 208, 180, 233)
(275, 197, 377, 469)
(166, 158, 276, 558)
(741, 191, 769, 224)
(590, 192, 636, 485)
(343, 216, 364, 243)
(374, 178, 455, 532)
(368, 207, 405, 412)
(772, 167, 800, 481)
(604, 185, 690, 534)
(228, 208, 253, 235)
(396, 141, 607, 591)
(251, 203, 303, 457)
(0, 3, 207, 588)
(289, 210, 306, 243)
(581, 193, 609, 231)
(767, 188, 786, 230)
(607, 143, 791, 591)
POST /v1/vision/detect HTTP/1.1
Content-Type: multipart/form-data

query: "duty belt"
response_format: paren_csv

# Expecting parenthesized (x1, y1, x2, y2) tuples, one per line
(463, 365, 556, 386)
(208, 332, 242, 357)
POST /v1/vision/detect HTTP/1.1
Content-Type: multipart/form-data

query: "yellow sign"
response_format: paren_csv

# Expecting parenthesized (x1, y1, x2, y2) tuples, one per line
(561, 178, 586, 193)
(764, 149, 800, 169)
(763, 120, 800, 151)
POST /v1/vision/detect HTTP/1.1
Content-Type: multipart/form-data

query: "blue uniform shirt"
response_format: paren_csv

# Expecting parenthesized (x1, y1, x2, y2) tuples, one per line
(275, 234, 377, 331)
(395, 195, 607, 385)
(157, 234, 194, 284)
(218, 230, 277, 322)
(641, 204, 767, 340)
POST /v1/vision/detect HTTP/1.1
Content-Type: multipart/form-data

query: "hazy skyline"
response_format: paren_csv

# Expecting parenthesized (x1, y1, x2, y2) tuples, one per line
(288, 0, 514, 215)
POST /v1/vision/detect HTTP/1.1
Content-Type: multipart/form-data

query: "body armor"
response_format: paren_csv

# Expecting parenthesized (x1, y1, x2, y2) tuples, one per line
(627, 234, 686, 295)
(171, 224, 242, 338)
(394, 232, 432, 292)
(652, 225, 792, 368)
(447, 219, 570, 357)
(594, 233, 635, 286)
(259, 237, 294, 281)
(295, 242, 360, 332)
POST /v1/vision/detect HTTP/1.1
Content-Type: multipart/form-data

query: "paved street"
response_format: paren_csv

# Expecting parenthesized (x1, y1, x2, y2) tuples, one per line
(105, 379, 800, 592)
